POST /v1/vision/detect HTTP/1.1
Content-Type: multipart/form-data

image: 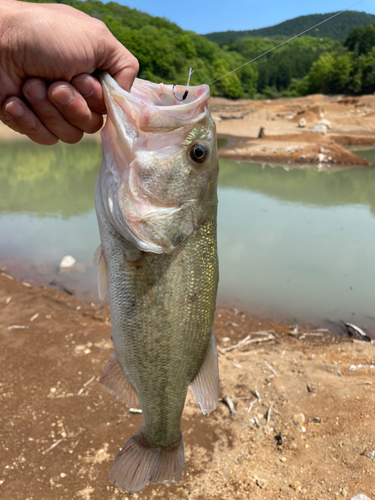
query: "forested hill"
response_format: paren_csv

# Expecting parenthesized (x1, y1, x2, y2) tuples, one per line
(205, 11, 375, 44)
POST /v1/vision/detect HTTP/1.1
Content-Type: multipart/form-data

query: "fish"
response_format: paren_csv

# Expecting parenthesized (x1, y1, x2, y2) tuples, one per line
(94, 72, 220, 493)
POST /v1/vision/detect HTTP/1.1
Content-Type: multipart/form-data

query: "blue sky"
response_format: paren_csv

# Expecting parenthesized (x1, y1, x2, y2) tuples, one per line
(108, 0, 375, 34)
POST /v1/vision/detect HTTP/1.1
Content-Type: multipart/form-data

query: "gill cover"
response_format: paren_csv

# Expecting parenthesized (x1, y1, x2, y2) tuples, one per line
(98, 72, 217, 254)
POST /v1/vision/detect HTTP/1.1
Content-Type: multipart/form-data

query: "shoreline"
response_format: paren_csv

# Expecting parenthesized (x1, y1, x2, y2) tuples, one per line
(1, 93, 374, 168)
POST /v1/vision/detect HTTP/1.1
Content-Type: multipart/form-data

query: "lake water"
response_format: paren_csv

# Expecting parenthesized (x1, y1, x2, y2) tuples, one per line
(1, 140, 375, 334)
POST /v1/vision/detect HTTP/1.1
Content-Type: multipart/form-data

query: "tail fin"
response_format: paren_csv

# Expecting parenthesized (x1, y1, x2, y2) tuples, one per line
(109, 430, 184, 493)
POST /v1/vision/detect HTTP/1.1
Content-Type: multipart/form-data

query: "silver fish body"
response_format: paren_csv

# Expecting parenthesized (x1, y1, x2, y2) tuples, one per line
(95, 73, 219, 493)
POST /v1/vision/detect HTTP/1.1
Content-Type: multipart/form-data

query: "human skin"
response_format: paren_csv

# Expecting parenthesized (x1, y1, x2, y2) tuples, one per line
(0, 0, 139, 144)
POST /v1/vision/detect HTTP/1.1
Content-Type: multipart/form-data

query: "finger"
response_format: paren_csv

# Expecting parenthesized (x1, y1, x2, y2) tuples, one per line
(98, 31, 139, 92)
(2, 97, 58, 145)
(71, 73, 106, 114)
(23, 79, 84, 143)
(48, 81, 103, 134)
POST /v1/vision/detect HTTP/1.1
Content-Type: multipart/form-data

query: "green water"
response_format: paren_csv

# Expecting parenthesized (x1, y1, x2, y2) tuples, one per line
(1, 141, 375, 334)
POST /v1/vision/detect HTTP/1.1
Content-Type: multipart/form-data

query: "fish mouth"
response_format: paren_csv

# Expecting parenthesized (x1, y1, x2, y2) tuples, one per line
(100, 73, 210, 133)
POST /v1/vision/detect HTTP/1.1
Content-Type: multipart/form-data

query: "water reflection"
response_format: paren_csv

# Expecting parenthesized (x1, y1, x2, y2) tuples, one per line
(1, 142, 375, 333)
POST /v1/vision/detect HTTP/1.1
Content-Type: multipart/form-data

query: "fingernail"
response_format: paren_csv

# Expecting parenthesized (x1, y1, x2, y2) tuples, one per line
(24, 80, 47, 100)
(75, 77, 93, 97)
(51, 87, 75, 105)
(5, 100, 24, 118)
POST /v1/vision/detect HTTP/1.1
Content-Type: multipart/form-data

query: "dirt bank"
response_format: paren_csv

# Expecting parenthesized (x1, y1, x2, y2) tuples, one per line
(1, 271, 374, 500)
(212, 93, 375, 166)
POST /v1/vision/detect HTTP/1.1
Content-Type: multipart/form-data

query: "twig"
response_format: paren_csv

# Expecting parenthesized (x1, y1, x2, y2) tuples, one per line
(83, 375, 96, 387)
(223, 333, 274, 352)
(1, 272, 14, 280)
(77, 375, 96, 395)
(7, 325, 29, 330)
(43, 439, 64, 454)
(266, 402, 274, 423)
(247, 399, 257, 414)
(129, 408, 142, 414)
(221, 395, 236, 415)
(30, 313, 39, 322)
(264, 360, 277, 375)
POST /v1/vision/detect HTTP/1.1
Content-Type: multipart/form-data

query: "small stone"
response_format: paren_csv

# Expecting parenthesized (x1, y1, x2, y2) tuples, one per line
(348, 365, 358, 372)
(313, 417, 321, 423)
(293, 413, 306, 426)
(290, 481, 302, 491)
(60, 255, 76, 270)
(300, 426, 306, 433)
(298, 118, 307, 128)
(255, 478, 267, 489)
(280, 457, 287, 462)
(289, 443, 298, 450)
(365, 451, 375, 459)
(60, 473, 66, 478)
(349, 495, 371, 500)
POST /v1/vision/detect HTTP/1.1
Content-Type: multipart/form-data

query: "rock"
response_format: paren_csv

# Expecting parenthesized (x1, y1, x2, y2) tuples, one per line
(348, 365, 358, 372)
(349, 495, 372, 500)
(290, 481, 302, 491)
(254, 477, 267, 489)
(60, 255, 76, 270)
(318, 153, 325, 163)
(316, 119, 331, 129)
(293, 413, 306, 426)
(312, 124, 328, 135)
(365, 451, 375, 459)
(258, 127, 265, 138)
(298, 118, 307, 128)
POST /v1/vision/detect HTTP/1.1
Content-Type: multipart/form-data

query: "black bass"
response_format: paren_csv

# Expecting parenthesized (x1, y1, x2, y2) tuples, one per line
(94, 72, 219, 493)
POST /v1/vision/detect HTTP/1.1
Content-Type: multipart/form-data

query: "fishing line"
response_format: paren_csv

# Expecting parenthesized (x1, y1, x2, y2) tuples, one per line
(208, 0, 365, 86)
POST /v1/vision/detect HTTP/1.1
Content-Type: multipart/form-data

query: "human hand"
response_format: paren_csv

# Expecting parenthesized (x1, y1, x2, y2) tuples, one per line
(0, 0, 139, 144)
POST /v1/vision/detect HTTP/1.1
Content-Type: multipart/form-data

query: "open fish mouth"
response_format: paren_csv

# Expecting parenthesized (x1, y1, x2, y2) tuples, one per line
(97, 73, 217, 254)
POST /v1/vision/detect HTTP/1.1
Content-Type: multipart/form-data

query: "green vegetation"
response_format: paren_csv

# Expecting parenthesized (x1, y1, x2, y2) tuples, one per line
(287, 23, 375, 96)
(222, 36, 337, 95)
(20, 1, 375, 98)
(205, 11, 375, 44)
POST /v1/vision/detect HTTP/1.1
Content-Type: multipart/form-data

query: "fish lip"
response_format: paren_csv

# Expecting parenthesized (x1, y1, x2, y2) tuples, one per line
(100, 72, 210, 113)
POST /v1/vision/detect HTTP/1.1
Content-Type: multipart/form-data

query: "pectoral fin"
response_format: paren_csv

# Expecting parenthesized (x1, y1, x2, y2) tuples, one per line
(190, 332, 219, 415)
(99, 351, 139, 407)
(93, 244, 109, 300)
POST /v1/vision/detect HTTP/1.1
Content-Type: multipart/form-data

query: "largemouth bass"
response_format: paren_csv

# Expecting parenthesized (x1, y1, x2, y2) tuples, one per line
(94, 72, 219, 493)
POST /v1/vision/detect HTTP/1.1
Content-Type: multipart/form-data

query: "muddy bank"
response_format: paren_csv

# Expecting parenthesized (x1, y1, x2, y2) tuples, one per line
(1, 272, 374, 499)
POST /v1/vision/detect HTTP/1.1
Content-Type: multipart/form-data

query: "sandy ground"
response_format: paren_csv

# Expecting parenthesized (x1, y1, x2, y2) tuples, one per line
(1, 93, 375, 167)
(1, 270, 374, 500)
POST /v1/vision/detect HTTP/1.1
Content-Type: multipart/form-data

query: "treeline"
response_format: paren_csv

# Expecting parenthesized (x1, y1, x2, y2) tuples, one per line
(222, 37, 337, 96)
(21, 0, 375, 98)
(286, 23, 375, 96)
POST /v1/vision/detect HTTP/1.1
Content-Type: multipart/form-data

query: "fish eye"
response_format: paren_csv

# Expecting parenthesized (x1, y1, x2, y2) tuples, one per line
(190, 143, 208, 164)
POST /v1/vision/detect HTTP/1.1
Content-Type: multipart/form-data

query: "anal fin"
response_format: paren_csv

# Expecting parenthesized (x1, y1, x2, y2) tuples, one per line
(99, 351, 139, 407)
(93, 244, 108, 300)
(190, 331, 219, 415)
